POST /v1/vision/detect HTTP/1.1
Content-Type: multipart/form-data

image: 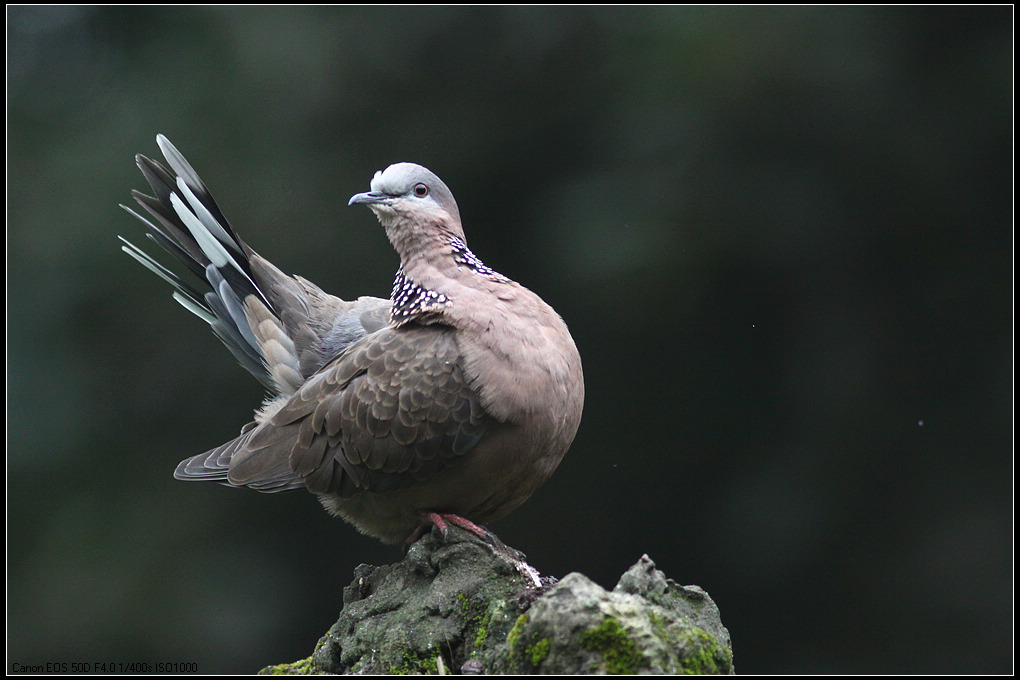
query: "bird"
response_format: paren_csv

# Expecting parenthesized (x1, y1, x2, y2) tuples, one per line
(120, 135, 584, 545)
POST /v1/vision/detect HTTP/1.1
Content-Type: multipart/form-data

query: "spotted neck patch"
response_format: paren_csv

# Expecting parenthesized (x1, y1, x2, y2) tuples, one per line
(390, 268, 451, 325)
(450, 237, 510, 283)
(389, 238, 509, 325)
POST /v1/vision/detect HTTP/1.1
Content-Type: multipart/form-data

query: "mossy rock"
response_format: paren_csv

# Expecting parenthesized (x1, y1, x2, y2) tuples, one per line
(490, 556, 734, 674)
(269, 528, 732, 674)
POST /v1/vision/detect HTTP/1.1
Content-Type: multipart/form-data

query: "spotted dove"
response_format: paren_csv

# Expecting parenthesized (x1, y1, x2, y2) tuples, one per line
(120, 135, 584, 544)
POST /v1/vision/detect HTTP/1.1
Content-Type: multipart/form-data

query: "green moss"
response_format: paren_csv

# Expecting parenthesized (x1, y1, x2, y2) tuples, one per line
(644, 609, 733, 674)
(258, 656, 316, 675)
(647, 611, 668, 640)
(474, 610, 492, 649)
(389, 648, 441, 675)
(527, 637, 551, 667)
(580, 617, 646, 675)
(677, 628, 733, 675)
(506, 613, 529, 650)
(458, 593, 493, 652)
(503, 613, 544, 673)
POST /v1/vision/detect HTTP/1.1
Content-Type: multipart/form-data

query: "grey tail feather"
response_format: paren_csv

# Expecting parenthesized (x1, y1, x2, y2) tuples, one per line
(120, 134, 275, 388)
(174, 431, 306, 493)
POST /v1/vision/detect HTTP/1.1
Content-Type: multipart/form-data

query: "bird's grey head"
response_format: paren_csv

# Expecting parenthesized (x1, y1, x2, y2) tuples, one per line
(348, 163, 461, 230)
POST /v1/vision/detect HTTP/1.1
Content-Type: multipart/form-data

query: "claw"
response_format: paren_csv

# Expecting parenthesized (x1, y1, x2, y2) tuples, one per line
(409, 511, 495, 544)
(407, 511, 542, 587)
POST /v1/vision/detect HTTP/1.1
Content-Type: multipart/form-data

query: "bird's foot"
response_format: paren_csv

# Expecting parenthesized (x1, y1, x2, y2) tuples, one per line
(408, 512, 542, 588)
(410, 511, 496, 545)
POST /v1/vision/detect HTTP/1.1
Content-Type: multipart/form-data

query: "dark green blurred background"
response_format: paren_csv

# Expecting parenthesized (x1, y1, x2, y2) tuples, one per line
(7, 6, 1011, 674)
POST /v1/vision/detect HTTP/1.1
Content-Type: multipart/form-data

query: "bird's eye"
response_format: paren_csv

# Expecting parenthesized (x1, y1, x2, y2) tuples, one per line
(413, 183, 429, 197)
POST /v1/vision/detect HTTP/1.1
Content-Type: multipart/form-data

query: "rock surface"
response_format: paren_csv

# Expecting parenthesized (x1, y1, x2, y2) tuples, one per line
(260, 528, 734, 675)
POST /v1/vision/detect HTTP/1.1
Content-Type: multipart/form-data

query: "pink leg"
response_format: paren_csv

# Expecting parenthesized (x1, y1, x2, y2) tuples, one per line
(407, 511, 543, 587)
(408, 511, 494, 544)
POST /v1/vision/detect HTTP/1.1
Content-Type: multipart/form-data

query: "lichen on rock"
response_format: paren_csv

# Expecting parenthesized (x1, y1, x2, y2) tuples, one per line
(263, 529, 733, 675)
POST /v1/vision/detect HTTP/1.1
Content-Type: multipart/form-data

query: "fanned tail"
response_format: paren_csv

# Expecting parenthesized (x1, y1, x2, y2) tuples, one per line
(122, 135, 393, 492)
(120, 134, 276, 388)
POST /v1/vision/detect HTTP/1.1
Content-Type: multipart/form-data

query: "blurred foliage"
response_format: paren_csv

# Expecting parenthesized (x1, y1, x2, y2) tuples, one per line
(7, 6, 1011, 673)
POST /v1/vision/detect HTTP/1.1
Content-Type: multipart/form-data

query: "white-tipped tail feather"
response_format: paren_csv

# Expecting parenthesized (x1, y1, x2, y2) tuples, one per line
(121, 135, 390, 489)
